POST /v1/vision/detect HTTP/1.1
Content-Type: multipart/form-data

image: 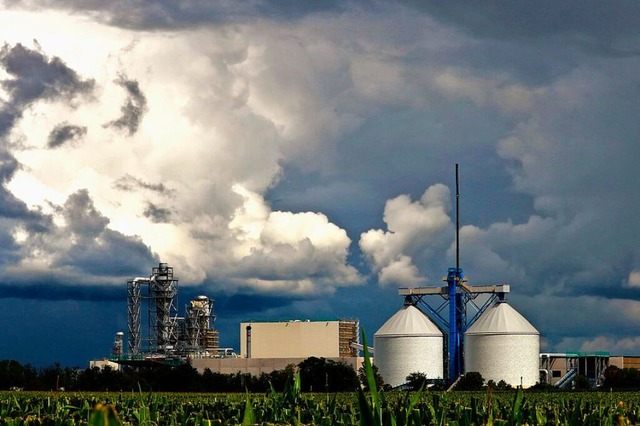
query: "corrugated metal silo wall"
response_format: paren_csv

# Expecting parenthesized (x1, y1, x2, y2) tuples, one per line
(464, 334, 539, 387)
(374, 336, 443, 388)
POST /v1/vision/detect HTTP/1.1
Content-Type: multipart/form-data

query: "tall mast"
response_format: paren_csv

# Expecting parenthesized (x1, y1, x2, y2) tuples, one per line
(456, 163, 460, 271)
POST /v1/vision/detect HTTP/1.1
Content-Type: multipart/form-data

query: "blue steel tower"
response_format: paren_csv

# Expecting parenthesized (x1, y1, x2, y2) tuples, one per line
(399, 164, 509, 384)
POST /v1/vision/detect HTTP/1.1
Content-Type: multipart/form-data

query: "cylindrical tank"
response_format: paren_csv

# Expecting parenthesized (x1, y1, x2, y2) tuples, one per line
(464, 301, 539, 388)
(112, 331, 124, 356)
(374, 305, 443, 388)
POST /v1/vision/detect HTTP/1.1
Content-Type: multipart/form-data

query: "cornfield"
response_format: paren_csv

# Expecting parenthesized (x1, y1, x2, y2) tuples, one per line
(0, 388, 639, 425)
(1, 336, 636, 425)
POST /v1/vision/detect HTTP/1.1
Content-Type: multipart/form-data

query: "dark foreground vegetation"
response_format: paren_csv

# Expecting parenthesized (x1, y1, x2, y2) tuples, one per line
(1, 387, 640, 425)
(3, 357, 640, 393)
(4, 348, 640, 425)
(0, 357, 361, 393)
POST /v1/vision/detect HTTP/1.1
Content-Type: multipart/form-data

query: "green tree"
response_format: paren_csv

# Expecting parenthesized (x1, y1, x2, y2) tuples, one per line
(487, 379, 513, 391)
(573, 374, 591, 390)
(358, 362, 385, 391)
(455, 371, 484, 390)
(405, 372, 428, 391)
(298, 357, 359, 392)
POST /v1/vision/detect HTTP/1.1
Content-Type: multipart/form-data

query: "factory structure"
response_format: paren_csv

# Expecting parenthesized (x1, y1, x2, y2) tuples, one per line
(107, 262, 363, 374)
(368, 165, 538, 388)
(106, 259, 638, 388)
(369, 165, 637, 389)
(111, 263, 220, 366)
(240, 320, 359, 359)
(101, 167, 638, 390)
(190, 319, 362, 376)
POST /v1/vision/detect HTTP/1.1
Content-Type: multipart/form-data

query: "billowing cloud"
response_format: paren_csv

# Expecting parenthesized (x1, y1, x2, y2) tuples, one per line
(0, 2, 639, 366)
(0, 22, 365, 296)
(0, 42, 95, 137)
(6, 189, 158, 284)
(359, 184, 452, 286)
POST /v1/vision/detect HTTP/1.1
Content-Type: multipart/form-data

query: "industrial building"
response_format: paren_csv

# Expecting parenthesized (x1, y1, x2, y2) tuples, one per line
(240, 319, 359, 359)
(190, 319, 361, 375)
(540, 352, 609, 387)
(374, 165, 541, 388)
(111, 263, 220, 366)
(93, 167, 640, 390)
(99, 262, 640, 389)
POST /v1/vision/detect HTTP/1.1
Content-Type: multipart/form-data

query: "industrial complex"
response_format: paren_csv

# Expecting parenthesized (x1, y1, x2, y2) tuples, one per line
(101, 166, 639, 389)
(102, 262, 640, 390)
(110, 263, 220, 367)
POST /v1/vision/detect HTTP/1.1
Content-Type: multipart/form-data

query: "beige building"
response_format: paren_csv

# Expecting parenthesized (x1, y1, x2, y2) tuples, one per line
(191, 319, 361, 375)
(609, 356, 640, 370)
(539, 352, 609, 387)
(240, 319, 359, 359)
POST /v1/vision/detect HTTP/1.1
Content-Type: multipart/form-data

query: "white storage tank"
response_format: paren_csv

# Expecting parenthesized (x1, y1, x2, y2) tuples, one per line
(374, 305, 443, 388)
(464, 301, 539, 388)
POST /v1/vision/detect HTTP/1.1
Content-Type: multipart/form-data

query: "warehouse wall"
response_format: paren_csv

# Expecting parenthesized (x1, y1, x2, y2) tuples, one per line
(240, 321, 340, 358)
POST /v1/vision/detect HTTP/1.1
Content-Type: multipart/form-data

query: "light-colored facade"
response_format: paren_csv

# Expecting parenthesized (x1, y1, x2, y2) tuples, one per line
(540, 352, 609, 387)
(609, 356, 640, 370)
(240, 320, 358, 359)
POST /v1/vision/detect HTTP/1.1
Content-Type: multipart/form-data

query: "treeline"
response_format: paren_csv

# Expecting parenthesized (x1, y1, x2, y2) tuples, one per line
(0, 357, 364, 393)
(602, 365, 640, 389)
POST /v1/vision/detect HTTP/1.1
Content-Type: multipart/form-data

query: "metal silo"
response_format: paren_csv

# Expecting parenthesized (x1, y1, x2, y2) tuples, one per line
(374, 305, 443, 388)
(464, 301, 539, 388)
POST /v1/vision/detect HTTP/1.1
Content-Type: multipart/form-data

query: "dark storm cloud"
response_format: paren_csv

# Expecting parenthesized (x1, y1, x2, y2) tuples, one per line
(54, 189, 158, 276)
(408, 1, 640, 56)
(63, 189, 109, 238)
(0, 281, 123, 301)
(58, 228, 158, 276)
(0, 43, 95, 136)
(6, 0, 346, 29)
(47, 122, 87, 148)
(143, 202, 172, 223)
(113, 174, 174, 197)
(103, 74, 147, 136)
(215, 293, 299, 315)
(0, 151, 51, 231)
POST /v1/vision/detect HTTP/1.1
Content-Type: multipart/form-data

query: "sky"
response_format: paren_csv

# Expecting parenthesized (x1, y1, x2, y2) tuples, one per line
(0, 1, 639, 367)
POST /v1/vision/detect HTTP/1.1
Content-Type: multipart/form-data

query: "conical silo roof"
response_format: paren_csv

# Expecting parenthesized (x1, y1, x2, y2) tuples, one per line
(374, 305, 442, 337)
(466, 301, 538, 336)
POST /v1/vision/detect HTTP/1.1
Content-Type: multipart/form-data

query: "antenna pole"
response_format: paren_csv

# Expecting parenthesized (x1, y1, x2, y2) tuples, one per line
(447, 163, 464, 383)
(456, 163, 459, 271)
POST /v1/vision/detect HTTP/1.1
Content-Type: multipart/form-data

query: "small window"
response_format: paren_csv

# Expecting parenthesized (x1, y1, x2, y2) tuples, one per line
(552, 370, 562, 378)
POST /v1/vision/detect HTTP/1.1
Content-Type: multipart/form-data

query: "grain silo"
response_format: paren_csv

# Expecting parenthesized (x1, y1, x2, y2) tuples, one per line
(374, 305, 443, 388)
(464, 301, 539, 387)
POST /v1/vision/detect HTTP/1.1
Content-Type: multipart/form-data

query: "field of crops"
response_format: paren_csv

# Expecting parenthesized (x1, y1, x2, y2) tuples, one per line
(1, 389, 639, 425)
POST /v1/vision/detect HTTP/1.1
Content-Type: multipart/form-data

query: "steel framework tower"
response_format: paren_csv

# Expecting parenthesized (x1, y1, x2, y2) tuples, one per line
(148, 263, 178, 352)
(185, 295, 218, 351)
(127, 277, 144, 355)
(124, 263, 221, 365)
(399, 164, 509, 383)
(126, 263, 179, 355)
